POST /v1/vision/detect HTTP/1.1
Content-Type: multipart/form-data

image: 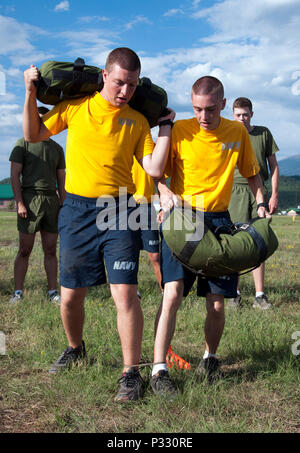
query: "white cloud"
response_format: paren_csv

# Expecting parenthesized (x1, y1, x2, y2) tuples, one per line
(163, 9, 184, 17)
(79, 16, 109, 23)
(0, 15, 52, 67)
(58, 30, 118, 66)
(54, 1, 70, 12)
(0, 103, 22, 127)
(125, 16, 152, 30)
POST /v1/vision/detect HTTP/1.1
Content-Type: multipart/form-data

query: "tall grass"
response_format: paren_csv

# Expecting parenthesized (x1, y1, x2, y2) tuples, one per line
(0, 212, 299, 433)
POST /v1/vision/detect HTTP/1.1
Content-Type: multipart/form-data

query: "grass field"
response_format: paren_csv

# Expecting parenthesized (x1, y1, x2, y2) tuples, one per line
(0, 211, 299, 434)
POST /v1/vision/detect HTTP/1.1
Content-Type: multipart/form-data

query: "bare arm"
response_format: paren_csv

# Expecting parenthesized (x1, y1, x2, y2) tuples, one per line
(56, 168, 66, 205)
(10, 162, 27, 218)
(154, 176, 180, 218)
(139, 110, 175, 178)
(267, 154, 279, 214)
(247, 173, 271, 218)
(23, 65, 51, 142)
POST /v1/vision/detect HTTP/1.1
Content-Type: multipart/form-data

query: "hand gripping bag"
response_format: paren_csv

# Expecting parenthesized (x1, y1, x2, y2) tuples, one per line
(36, 58, 168, 127)
(161, 207, 278, 277)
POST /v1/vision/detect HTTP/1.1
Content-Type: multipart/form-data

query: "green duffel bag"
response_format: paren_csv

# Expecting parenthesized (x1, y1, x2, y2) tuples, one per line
(162, 207, 278, 277)
(36, 58, 168, 127)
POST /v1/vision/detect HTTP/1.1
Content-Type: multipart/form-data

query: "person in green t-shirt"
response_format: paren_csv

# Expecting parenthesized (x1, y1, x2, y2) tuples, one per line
(9, 106, 66, 305)
(228, 97, 279, 310)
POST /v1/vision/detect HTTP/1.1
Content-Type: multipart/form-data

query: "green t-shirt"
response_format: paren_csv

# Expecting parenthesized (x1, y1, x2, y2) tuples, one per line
(9, 138, 65, 192)
(233, 126, 279, 185)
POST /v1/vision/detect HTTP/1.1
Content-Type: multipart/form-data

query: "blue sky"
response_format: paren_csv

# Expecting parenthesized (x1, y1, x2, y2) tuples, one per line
(0, 0, 300, 179)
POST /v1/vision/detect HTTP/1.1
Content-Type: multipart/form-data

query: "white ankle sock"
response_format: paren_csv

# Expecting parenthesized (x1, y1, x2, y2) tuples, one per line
(203, 350, 217, 360)
(256, 291, 264, 298)
(152, 363, 167, 376)
(14, 290, 23, 296)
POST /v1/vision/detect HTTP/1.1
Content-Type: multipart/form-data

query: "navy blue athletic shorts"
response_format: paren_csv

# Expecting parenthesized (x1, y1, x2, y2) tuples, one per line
(58, 193, 141, 288)
(138, 203, 160, 253)
(160, 210, 238, 298)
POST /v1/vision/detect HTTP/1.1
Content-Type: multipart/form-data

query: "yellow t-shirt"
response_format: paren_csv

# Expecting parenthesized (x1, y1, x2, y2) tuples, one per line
(43, 92, 154, 198)
(132, 157, 155, 203)
(167, 117, 259, 212)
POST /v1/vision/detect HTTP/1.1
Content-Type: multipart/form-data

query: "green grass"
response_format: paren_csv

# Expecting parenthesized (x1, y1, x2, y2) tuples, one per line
(0, 211, 299, 433)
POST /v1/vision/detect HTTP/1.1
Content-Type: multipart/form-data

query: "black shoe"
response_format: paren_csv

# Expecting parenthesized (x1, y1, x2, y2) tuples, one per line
(196, 357, 222, 383)
(49, 341, 86, 374)
(115, 368, 144, 402)
(228, 294, 242, 309)
(150, 370, 178, 399)
(253, 294, 272, 310)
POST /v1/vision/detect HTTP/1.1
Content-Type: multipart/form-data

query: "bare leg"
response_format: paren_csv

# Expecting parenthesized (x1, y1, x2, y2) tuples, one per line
(204, 293, 225, 354)
(40, 230, 58, 291)
(252, 262, 265, 293)
(110, 283, 143, 372)
(60, 286, 87, 348)
(13, 232, 35, 290)
(153, 280, 184, 364)
(147, 251, 163, 292)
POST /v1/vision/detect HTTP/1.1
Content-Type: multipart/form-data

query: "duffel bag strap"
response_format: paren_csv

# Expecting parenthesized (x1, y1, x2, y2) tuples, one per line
(177, 223, 209, 264)
(233, 222, 268, 263)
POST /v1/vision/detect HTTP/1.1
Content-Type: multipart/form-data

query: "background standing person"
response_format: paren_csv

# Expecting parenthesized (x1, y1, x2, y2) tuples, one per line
(151, 76, 269, 397)
(22, 47, 174, 402)
(228, 97, 279, 309)
(9, 106, 65, 305)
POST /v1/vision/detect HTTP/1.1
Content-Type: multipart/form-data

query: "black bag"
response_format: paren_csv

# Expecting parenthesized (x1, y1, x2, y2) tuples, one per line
(36, 58, 168, 127)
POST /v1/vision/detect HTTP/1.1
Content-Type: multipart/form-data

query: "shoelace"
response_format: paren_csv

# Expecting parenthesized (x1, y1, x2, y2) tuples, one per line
(56, 346, 82, 365)
(155, 371, 176, 391)
(119, 371, 142, 388)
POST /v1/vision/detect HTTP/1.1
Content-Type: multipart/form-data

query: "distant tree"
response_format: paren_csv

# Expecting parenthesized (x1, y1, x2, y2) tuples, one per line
(0, 177, 11, 184)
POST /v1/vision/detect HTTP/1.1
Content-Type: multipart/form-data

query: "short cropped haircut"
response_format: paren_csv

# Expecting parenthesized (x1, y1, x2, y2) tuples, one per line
(105, 47, 141, 74)
(192, 76, 224, 100)
(233, 97, 253, 112)
(37, 106, 50, 115)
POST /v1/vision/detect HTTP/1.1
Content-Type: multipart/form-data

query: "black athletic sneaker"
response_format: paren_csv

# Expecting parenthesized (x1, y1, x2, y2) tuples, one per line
(196, 357, 222, 383)
(115, 368, 144, 402)
(150, 370, 178, 398)
(228, 294, 242, 309)
(49, 341, 86, 374)
(253, 294, 272, 310)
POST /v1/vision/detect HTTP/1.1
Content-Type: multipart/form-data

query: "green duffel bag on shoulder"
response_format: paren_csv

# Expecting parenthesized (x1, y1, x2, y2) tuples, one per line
(162, 207, 278, 277)
(36, 58, 102, 105)
(129, 77, 168, 128)
(36, 58, 168, 127)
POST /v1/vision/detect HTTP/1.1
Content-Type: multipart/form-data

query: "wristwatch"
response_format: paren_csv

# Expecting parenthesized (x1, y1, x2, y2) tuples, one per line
(257, 202, 269, 211)
(158, 119, 174, 128)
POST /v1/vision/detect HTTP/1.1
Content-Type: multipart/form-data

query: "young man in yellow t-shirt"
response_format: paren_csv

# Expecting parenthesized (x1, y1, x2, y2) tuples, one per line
(151, 76, 270, 397)
(22, 47, 175, 402)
